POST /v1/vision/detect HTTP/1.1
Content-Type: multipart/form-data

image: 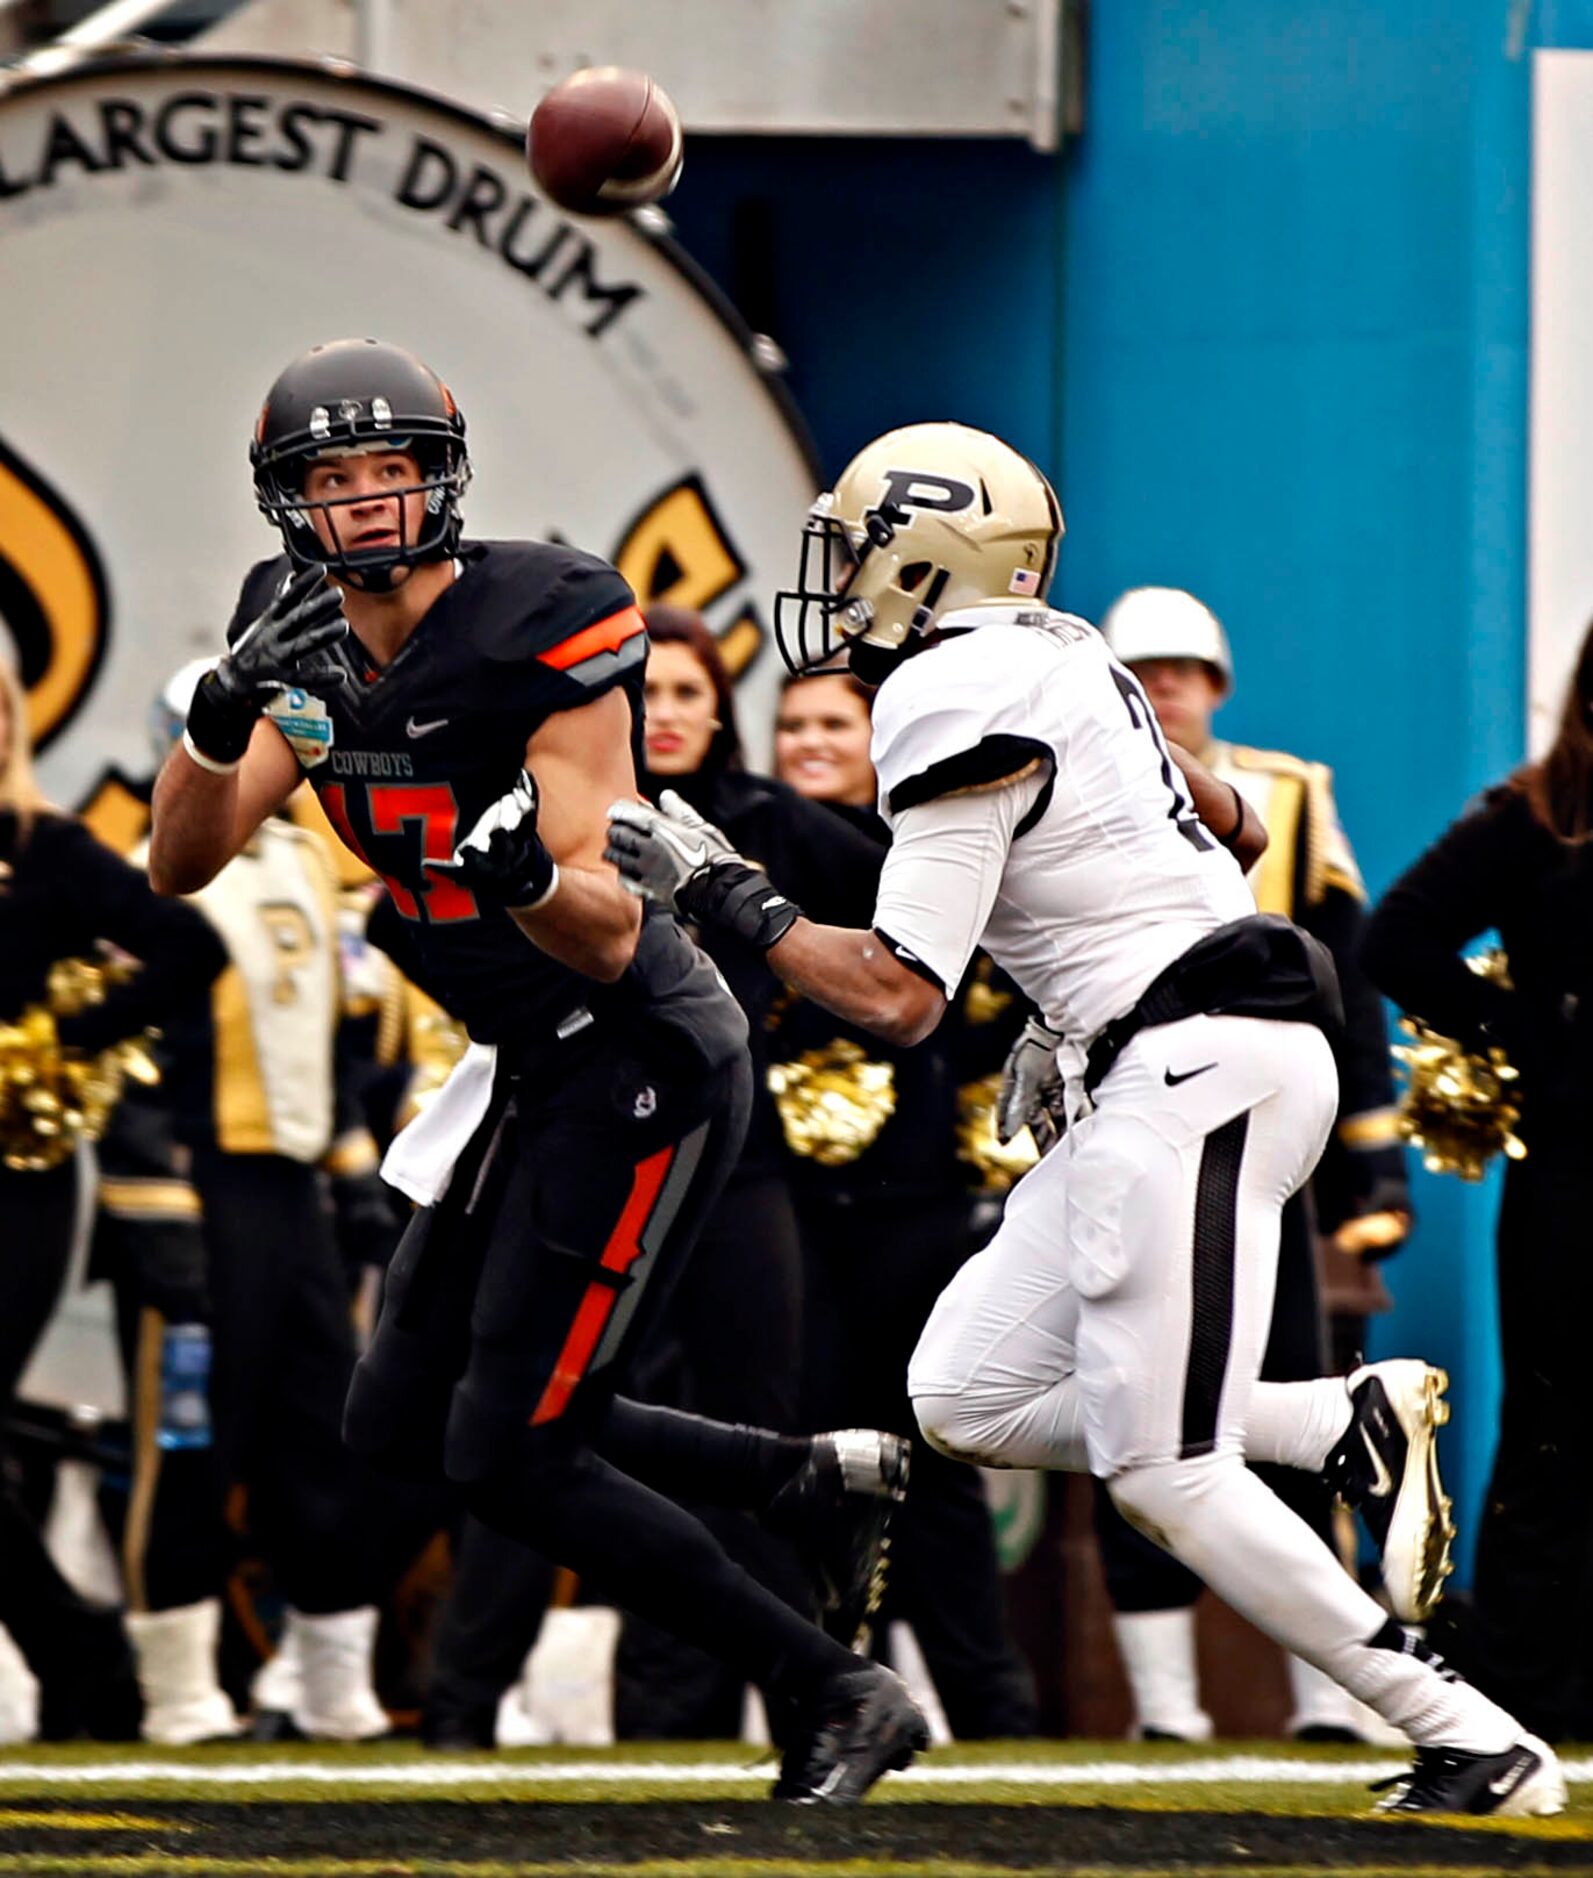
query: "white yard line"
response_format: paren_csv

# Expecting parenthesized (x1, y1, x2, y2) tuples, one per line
(0, 1755, 1587, 1789)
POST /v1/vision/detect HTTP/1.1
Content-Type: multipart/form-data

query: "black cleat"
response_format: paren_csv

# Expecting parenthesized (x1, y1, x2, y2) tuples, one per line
(1373, 1735, 1566, 1816)
(1324, 1360, 1455, 1622)
(772, 1661, 930, 1804)
(765, 1430, 909, 1650)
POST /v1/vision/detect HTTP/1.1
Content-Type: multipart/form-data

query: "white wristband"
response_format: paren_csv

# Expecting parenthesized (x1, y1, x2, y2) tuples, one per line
(513, 862, 560, 912)
(182, 730, 243, 776)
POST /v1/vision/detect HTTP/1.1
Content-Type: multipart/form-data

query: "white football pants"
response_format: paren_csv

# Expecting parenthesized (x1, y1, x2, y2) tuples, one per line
(910, 1014, 1520, 1752)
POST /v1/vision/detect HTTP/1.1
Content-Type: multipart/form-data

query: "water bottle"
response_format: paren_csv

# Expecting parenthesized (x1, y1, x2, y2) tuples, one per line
(156, 1323, 213, 1452)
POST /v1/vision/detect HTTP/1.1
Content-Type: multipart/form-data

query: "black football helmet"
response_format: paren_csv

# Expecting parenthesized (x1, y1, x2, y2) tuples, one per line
(250, 338, 471, 592)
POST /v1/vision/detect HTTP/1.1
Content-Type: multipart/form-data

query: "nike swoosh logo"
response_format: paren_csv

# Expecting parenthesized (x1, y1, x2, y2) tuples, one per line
(406, 715, 448, 738)
(1489, 1761, 1529, 1796)
(1361, 1426, 1394, 1498)
(1164, 1063, 1217, 1087)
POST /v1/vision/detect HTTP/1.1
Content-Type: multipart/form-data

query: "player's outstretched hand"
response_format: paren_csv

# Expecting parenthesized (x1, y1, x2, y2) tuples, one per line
(434, 770, 558, 909)
(997, 1013, 1067, 1153)
(604, 790, 735, 907)
(184, 568, 349, 769)
(606, 791, 801, 951)
(218, 567, 348, 703)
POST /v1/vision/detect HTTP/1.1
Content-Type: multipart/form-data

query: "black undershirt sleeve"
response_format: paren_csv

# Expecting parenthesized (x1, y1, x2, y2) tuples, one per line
(1360, 791, 1524, 1052)
(884, 734, 1054, 816)
(49, 820, 229, 1051)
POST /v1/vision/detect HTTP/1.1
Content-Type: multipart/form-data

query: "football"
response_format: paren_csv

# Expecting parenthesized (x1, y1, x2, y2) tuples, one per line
(527, 67, 683, 218)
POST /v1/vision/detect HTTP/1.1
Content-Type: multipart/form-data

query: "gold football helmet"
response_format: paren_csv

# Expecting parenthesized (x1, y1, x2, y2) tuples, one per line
(775, 423, 1064, 681)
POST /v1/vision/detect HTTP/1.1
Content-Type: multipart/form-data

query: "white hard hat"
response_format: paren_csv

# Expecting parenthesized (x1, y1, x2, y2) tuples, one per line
(1099, 587, 1233, 690)
(149, 657, 219, 769)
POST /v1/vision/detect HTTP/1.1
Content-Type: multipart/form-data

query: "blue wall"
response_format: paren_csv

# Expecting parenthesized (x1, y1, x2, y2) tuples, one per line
(667, 137, 1063, 484)
(1058, 3, 1532, 1574)
(669, 3, 1593, 1576)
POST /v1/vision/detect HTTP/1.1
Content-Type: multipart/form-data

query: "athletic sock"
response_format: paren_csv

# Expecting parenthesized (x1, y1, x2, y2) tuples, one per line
(1111, 1608, 1212, 1740)
(1109, 1454, 1518, 1753)
(466, 1445, 852, 1704)
(594, 1396, 809, 1509)
(1243, 1378, 1353, 1474)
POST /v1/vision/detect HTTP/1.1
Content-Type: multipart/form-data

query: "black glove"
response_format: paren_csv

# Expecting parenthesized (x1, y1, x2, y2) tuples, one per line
(431, 770, 558, 908)
(186, 568, 347, 768)
(605, 792, 802, 950)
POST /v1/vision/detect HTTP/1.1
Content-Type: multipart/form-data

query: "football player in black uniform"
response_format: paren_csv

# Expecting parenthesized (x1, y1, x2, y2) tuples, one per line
(148, 338, 928, 1800)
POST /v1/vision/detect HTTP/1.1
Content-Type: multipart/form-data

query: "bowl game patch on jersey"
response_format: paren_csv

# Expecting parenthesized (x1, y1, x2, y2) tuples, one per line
(266, 687, 334, 768)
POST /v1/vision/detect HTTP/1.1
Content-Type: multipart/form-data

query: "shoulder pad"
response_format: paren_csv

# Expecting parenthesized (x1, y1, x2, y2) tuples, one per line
(1228, 744, 1359, 905)
(1228, 743, 1313, 779)
(873, 629, 1056, 817)
(467, 541, 643, 691)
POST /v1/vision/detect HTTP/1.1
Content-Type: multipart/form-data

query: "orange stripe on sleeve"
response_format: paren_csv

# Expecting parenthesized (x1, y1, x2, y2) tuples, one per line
(530, 1143, 676, 1426)
(538, 604, 646, 672)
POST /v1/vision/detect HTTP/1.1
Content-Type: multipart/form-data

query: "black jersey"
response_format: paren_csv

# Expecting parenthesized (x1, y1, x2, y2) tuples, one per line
(227, 541, 743, 1062)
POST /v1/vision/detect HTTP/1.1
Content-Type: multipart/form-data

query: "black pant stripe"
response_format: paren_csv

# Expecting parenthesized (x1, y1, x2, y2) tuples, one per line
(1179, 1110, 1251, 1460)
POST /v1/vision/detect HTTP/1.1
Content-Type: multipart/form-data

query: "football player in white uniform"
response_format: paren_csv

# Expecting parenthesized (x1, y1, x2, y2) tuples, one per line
(606, 423, 1565, 1817)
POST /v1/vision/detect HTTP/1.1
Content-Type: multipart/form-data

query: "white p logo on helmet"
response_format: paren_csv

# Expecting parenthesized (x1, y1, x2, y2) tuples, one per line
(774, 422, 1064, 679)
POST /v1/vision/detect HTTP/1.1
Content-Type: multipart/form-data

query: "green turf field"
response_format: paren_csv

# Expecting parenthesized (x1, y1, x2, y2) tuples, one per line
(0, 1740, 1587, 1876)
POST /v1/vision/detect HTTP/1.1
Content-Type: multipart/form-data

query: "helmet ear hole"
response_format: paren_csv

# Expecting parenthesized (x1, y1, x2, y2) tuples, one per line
(897, 561, 932, 593)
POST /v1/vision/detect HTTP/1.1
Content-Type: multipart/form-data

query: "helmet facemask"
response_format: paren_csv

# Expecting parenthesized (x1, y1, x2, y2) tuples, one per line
(255, 426, 471, 594)
(774, 424, 1064, 682)
(774, 494, 922, 676)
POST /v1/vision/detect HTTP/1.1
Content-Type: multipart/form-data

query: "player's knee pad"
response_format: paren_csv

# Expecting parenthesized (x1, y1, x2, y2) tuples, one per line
(1107, 1451, 1238, 1556)
(442, 1377, 589, 1490)
(914, 1389, 1018, 1467)
(453, 1421, 590, 1551)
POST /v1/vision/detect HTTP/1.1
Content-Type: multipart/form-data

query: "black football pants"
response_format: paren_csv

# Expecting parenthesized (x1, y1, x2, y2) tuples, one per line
(797, 1186, 1038, 1738)
(427, 1167, 814, 1738)
(0, 1160, 133, 1709)
(347, 1027, 855, 1708)
(1465, 1140, 1593, 1739)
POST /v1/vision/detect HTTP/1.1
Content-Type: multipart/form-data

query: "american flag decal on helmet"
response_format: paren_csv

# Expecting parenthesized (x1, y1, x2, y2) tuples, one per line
(1010, 568, 1041, 595)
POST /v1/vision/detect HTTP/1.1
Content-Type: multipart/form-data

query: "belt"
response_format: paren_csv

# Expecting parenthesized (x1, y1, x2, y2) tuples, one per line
(1083, 914, 1341, 1097)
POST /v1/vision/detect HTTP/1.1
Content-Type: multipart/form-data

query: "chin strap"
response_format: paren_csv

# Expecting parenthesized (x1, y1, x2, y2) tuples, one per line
(845, 568, 952, 685)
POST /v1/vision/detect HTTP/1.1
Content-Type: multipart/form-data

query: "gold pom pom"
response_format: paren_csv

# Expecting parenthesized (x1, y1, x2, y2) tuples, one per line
(768, 1040, 896, 1166)
(1392, 951, 1525, 1181)
(0, 954, 160, 1172)
(955, 1071, 1039, 1194)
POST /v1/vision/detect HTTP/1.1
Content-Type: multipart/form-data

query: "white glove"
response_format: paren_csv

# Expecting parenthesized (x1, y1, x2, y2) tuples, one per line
(431, 770, 557, 907)
(605, 790, 802, 951)
(604, 788, 737, 907)
(997, 1014, 1066, 1153)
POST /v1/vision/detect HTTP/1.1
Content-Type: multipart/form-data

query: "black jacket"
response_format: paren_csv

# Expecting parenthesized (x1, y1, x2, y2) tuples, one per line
(642, 765, 886, 1178)
(762, 800, 1021, 1208)
(1362, 784, 1593, 1139)
(0, 810, 226, 1052)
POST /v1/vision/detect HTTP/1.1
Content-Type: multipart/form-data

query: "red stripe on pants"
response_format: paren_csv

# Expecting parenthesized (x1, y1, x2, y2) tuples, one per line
(530, 1144, 676, 1426)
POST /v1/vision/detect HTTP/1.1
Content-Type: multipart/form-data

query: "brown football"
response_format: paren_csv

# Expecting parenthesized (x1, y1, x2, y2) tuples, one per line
(527, 67, 683, 218)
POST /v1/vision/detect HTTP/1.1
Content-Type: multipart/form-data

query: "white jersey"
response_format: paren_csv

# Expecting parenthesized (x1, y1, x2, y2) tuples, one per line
(870, 607, 1254, 1048)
